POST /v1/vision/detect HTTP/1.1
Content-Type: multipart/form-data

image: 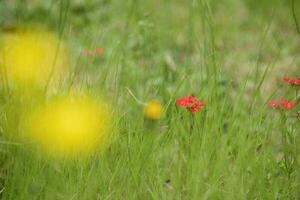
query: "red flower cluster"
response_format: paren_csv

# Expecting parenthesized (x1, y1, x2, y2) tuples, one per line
(283, 77, 300, 86)
(176, 96, 205, 113)
(268, 76, 299, 111)
(81, 48, 104, 57)
(267, 100, 297, 110)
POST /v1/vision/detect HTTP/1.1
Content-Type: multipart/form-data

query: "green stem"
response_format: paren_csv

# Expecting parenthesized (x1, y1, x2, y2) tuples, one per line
(280, 112, 293, 179)
(292, 0, 300, 37)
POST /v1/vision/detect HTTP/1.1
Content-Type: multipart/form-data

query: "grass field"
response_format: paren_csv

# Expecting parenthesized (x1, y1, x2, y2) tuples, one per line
(0, 0, 300, 199)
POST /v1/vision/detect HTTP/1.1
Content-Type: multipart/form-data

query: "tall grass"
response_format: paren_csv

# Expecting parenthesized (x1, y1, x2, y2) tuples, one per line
(0, 0, 299, 199)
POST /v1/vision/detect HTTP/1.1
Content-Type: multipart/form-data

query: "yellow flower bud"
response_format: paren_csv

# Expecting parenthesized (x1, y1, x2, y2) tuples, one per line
(144, 101, 163, 120)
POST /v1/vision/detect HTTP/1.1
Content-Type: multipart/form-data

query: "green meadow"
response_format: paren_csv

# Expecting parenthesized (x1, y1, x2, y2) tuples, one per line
(0, 0, 300, 199)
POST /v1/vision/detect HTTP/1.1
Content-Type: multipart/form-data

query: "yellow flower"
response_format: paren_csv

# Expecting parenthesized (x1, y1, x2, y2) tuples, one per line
(0, 30, 69, 85)
(144, 101, 163, 120)
(26, 96, 112, 157)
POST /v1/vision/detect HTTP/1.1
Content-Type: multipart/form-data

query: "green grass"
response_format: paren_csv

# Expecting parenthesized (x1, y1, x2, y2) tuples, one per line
(0, 0, 300, 199)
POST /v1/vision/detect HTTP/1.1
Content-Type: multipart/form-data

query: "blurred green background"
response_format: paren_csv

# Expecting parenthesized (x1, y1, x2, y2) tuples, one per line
(0, 0, 300, 199)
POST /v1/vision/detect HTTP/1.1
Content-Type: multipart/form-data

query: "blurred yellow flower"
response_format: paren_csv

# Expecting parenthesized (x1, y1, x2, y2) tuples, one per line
(26, 96, 112, 157)
(144, 101, 163, 120)
(0, 30, 69, 85)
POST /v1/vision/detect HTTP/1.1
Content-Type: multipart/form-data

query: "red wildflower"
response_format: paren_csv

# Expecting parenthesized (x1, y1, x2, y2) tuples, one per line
(95, 48, 104, 55)
(279, 100, 297, 110)
(267, 100, 297, 110)
(81, 48, 104, 57)
(283, 77, 300, 86)
(176, 96, 205, 113)
(267, 101, 280, 108)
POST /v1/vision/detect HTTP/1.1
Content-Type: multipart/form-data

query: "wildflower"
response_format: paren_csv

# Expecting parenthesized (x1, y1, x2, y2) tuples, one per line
(279, 100, 297, 110)
(267, 100, 297, 110)
(144, 100, 163, 120)
(81, 48, 104, 57)
(267, 101, 280, 108)
(0, 30, 69, 85)
(95, 48, 104, 55)
(26, 96, 112, 157)
(283, 77, 300, 86)
(176, 96, 205, 113)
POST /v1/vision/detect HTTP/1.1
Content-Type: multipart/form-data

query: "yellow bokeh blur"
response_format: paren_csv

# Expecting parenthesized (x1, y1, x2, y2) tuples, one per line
(0, 30, 69, 85)
(26, 96, 112, 157)
(144, 101, 163, 120)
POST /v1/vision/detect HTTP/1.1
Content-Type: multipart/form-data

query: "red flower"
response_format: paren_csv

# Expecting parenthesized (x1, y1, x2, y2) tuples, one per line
(95, 48, 104, 54)
(279, 100, 297, 110)
(283, 77, 300, 86)
(267, 101, 280, 108)
(176, 96, 205, 113)
(267, 100, 297, 110)
(81, 48, 104, 57)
